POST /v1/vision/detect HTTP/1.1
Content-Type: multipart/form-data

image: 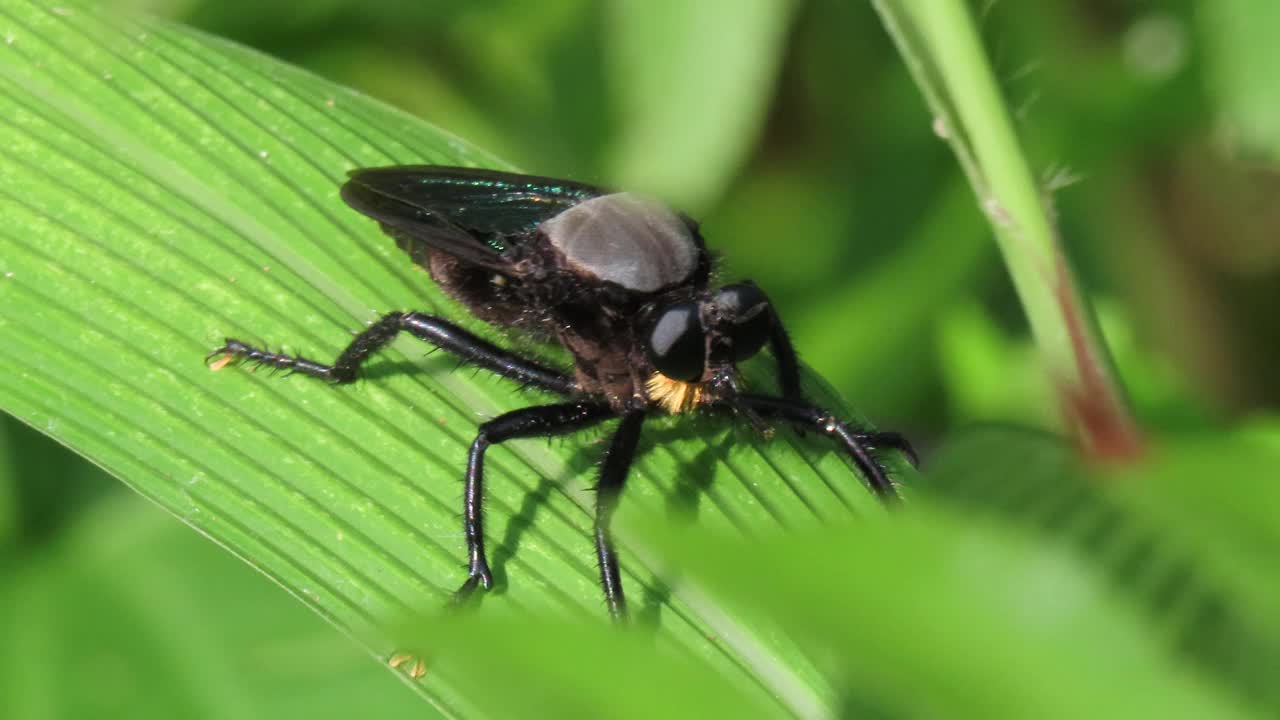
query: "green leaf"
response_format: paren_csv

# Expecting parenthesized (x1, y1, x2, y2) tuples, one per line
(643, 506, 1259, 720)
(642, 428, 1272, 718)
(407, 614, 782, 720)
(922, 428, 1280, 713)
(0, 2, 910, 715)
(0, 494, 427, 719)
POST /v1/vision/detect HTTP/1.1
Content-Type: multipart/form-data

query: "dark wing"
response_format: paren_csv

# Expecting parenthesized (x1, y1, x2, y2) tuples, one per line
(341, 165, 606, 272)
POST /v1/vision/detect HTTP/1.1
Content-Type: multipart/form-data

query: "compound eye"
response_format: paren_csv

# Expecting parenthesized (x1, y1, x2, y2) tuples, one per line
(714, 284, 773, 362)
(646, 303, 707, 382)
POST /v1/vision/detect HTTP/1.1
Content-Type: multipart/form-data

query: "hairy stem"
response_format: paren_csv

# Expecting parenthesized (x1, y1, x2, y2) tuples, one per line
(872, 0, 1144, 459)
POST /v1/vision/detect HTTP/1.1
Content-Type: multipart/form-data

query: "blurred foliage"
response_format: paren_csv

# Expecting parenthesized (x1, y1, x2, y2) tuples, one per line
(0, 421, 426, 719)
(3, 0, 1279, 717)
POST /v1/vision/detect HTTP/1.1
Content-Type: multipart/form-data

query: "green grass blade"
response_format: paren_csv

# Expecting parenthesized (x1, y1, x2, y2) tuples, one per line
(0, 2, 911, 715)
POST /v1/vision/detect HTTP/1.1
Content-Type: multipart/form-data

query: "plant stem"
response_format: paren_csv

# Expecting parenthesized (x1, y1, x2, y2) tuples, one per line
(872, 0, 1144, 459)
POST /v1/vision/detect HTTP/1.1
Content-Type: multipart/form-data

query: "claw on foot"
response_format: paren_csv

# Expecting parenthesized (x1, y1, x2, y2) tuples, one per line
(451, 573, 489, 608)
(206, 352, 235, 371)
(855, 431, 920, 468)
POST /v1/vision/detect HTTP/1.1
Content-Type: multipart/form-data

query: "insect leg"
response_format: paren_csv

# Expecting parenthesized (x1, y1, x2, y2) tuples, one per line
(209, 311, 576, 395)
(854, 431, 918, 467)
(594, 411, 645, 621)
(759, 316, 918, 468)
(456, 402, 615, 603)
(766, 317, 803, 400)
(736, 394, 906, 501)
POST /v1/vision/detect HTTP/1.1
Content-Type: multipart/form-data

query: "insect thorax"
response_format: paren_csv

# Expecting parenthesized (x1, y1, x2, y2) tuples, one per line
(540, 193, 698, 293)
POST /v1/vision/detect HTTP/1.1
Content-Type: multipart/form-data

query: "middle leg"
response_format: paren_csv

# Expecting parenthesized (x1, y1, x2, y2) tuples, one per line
(593, 411, 646, 621)
(457, 401, 615, 602)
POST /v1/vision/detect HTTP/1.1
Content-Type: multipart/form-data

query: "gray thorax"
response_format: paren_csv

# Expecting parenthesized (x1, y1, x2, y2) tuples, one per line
(540, 192, 697, 293)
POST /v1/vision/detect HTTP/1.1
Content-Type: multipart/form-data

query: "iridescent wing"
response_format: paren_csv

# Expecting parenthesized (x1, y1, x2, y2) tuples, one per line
(340, 166, 605, 273)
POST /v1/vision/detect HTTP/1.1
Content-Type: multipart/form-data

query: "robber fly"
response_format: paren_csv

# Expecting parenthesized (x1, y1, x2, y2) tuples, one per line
(209, 166, 914, 620)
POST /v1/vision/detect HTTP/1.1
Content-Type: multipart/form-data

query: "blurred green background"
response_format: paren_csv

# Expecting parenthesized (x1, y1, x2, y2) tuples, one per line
(4, 0, 1278, 716)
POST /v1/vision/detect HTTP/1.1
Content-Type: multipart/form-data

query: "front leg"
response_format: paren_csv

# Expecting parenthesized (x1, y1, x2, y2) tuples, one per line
(456, 402, 616, 602)
(767, 319, 803, 401)
(208, 311, 577, 395)
(736, 394, 906, 501)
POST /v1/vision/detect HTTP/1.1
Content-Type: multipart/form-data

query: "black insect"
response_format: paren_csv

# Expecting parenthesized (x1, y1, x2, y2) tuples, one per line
(209, 166, 914, 620)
